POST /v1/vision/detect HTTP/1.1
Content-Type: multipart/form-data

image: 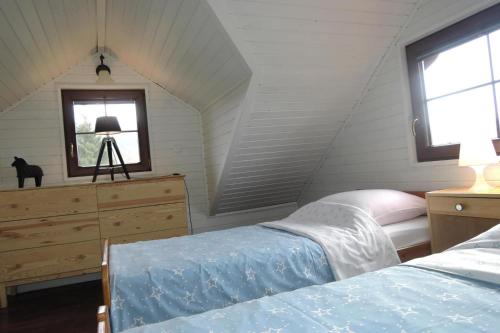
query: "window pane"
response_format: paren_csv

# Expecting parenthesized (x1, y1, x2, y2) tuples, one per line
(76, 134, 109, 167)
(496, 83, 500, 129)
(422, 36, 491, 99)
(74, 102, 138, 133)
(113, 132, 141, 164)
(105, 102, 138, 131)
(74, 103, 105, 133)
(76, 132, 140, 167)
(489, 29, 500, 80)
(427, 85, 497, 146)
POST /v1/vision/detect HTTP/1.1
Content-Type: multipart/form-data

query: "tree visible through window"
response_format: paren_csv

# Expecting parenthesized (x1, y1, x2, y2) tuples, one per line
(406, 3, 500, 162)
(61, 90, 151, 177)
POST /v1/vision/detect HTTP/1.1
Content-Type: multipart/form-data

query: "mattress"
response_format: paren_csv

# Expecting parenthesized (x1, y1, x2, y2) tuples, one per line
(383, 215, 430, 250)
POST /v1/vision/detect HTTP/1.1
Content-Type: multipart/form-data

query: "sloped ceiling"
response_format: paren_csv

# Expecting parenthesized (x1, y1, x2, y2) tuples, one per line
(0, 0, 251, 113)
(0, 0, 424, 215)
(104, 0, 251, 111)
(0, 0, 96, 111)
(209, 0, 422, 213)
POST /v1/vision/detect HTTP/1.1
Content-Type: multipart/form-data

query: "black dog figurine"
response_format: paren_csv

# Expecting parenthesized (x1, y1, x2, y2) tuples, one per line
(11, 157, 43, 188)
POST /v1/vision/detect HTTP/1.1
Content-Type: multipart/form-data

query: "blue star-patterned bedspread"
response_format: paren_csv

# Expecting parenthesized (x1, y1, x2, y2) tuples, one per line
(109, 225, 333, 332)
(122, 265, 500, 333)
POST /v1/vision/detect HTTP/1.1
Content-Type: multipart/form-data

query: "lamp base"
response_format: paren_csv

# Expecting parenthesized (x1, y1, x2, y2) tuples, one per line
(468, 165, 494, 193)
(92, 137, 130, 182)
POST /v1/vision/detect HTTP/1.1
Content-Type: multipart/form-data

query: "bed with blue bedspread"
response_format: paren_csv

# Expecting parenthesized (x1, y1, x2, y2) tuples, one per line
(119, 225, 500, 333)
(109, 198, 400, 332)
(110, 226, 333, 332)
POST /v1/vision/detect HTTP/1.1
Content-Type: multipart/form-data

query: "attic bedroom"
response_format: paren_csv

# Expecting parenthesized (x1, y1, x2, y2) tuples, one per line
(1, 1, 500, 333)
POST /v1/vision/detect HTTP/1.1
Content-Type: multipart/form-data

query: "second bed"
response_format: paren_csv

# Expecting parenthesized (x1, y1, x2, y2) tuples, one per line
(104, 190, 430, 332)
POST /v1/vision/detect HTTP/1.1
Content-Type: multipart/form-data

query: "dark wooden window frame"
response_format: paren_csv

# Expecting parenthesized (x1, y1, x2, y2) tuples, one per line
(61, 89, 152, 177)
(406, 3, 500, 162)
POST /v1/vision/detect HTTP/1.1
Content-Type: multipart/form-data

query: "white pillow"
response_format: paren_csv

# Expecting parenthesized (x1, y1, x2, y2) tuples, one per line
(318, 189, 427, 226)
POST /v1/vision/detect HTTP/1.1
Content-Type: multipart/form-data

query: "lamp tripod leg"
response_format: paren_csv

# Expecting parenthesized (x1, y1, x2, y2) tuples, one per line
(111, 138, 130, 179)
(93, 139, 107, 182)
(106, 139, 114, 181)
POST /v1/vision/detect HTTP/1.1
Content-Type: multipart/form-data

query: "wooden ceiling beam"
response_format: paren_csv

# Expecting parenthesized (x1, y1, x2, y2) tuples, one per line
(96, 0, 106, 52)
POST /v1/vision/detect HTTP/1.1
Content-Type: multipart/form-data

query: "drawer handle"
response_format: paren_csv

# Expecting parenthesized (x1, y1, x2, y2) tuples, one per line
(455, 203, 464, 212)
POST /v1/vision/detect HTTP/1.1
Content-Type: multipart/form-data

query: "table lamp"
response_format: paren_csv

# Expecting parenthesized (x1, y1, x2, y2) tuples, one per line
(92, 116, 130, 182)
(459, 135, 498, 192)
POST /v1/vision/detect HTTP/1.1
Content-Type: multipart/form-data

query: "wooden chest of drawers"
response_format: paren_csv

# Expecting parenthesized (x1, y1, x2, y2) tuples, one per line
(0, 175, 187, 308)
(427, 188, 500, 253)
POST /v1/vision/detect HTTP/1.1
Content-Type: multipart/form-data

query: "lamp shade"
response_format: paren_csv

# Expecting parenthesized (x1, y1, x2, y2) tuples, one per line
(95, 116, 121, 135)
(96, 69, 114, 84)
(459, 135, 498, 167)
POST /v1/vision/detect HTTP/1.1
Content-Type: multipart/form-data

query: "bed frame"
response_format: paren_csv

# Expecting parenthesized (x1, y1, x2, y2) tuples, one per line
(99, 191, 431, 331)
(97, 305, 111, 333)
(99, 240, 111, 333)
(102, 239, 111, 308)
(396, 191, 431, 262)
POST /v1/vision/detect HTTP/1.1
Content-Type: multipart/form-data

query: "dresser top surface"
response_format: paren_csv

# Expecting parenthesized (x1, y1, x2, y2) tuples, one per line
(427, 188, 500, 198)
(0, 175, 185, 193)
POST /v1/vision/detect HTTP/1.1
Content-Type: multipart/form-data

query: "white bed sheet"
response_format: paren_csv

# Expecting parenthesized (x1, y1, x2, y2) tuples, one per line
(383, 216, 430, 250)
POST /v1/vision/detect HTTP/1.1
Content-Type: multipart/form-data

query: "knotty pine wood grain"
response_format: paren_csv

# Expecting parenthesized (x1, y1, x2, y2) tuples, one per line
(0, 240, 101, 282)
(0, 185, 97, 222)
(0, 213, 100, 252)
(96, 177, 185, 211)
(99, 203, 186, 238)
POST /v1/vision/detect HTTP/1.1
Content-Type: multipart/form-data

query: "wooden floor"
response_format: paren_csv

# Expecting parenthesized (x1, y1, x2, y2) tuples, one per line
(0, 281, 101, 333)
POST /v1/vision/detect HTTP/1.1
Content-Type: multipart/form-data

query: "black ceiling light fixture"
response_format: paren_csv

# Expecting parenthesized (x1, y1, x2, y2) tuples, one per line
(96, 54, 113, 84)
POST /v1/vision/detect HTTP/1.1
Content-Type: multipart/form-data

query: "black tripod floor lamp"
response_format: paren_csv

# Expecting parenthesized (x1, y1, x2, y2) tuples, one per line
(92, 116, 131, 182)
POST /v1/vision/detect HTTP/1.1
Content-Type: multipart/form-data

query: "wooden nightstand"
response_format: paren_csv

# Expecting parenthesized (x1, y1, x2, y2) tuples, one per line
(426, 188, 500, 253)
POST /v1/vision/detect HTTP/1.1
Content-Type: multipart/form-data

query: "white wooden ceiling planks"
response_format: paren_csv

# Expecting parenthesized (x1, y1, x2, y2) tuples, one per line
(0, 0, 96, 111)
(0, 0, 427, 216)
(104, 0, 251, 111)
(210, 0, 421, 213)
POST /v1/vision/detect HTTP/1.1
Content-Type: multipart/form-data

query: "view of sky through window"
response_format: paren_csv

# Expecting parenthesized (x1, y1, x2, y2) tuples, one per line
(73, 102, 140, 167)
(422, 28, 500, 146)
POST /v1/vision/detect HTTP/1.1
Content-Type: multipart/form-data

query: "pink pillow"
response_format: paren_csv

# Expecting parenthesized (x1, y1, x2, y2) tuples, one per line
(318, 189, 426, 225)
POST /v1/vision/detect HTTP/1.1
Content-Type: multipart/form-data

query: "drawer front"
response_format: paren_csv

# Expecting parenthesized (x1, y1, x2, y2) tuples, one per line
(0, 185, 97, 222)
(0, 240, 101, 283)
(0, 213, 100, 252)
(97, 179, 185, 211)
(100, 203, 186, 237)
(428, 196, 500, 219)
(106, 228, 188, 245)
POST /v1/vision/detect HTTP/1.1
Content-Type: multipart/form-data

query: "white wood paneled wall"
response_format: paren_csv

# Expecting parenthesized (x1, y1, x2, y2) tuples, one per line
(208, 0, 420, 213)
(202, 79, 249, 206)
(104, 0, 251, 112)
(0, 54, 294, 231)
(0, 55, 209, 223)
(0, 0, 96, 111)
(301, 0, 500, 204)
